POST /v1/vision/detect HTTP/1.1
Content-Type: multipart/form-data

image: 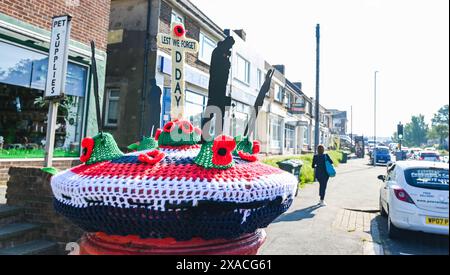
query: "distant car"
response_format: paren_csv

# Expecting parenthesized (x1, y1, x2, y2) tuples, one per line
(378, 161, 449, 238)
(424, 147, 436, 151)
(407, 148, 422, 159)
(417, 151, 441, 162)
(371, 146, 391, 165)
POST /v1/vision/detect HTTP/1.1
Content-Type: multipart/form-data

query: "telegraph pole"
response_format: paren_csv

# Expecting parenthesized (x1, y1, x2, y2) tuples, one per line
(314, 24, 320, 154)
(373, 71, 379, 166)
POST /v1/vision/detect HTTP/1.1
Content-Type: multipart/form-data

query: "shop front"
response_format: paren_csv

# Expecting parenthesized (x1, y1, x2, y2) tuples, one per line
(0, 38, 89, 158)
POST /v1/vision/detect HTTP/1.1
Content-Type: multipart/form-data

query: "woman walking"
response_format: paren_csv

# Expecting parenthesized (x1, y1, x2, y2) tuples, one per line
(312, 145, 334, 206)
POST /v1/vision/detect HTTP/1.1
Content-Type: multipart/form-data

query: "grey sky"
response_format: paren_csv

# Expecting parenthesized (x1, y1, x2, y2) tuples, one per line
(190, 0, 449, 137)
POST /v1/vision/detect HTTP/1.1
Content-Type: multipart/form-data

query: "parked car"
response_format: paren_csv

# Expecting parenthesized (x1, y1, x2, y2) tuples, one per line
(371, 146, 391, 165)
(378, 161, 449, 238)
(417, 151, 441, 162)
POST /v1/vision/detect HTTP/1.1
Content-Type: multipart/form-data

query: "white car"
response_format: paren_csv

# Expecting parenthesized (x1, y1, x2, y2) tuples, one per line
(378, 161, 449, 238)
(417, 151, 441, 162)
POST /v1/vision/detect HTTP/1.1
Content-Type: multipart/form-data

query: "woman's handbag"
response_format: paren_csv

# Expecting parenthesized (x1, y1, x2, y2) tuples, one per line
(325, 157, 336, 177)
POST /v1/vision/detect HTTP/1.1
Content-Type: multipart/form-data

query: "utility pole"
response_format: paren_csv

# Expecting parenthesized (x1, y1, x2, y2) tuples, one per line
(314, 24, 320, 154)
(373, 71, 379, 166)
(350, 105, 353, 152)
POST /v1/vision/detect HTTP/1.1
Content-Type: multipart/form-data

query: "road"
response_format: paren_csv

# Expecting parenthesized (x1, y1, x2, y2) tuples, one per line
(259, 157, 449, 255)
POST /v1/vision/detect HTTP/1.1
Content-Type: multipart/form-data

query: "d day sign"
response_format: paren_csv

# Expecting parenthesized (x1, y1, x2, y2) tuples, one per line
(44, 15, 72, 99)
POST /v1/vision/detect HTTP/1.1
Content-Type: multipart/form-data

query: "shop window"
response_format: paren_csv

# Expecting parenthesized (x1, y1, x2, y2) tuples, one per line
(199, 32, 217, 65)
(236, 54, 250, 84)
(0, 40, 88, 158)
(105, 89, 120, 127)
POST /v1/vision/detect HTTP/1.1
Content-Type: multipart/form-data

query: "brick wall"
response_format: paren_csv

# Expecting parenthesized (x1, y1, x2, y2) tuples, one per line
(0, 159, 80, 186)
(6, 167, 84, 252)
(0, 0, 111, 50)
(159, 0, 210, 74)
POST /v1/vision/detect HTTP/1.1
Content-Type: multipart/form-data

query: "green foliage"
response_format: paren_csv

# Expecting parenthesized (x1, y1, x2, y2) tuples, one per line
(0, 148, 79, 159)
(430, 105, 449, 149)
(403, 114, 429, 147)
(262, 151, 344, 187)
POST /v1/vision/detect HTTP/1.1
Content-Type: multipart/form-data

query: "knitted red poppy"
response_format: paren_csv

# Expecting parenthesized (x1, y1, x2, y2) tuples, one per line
(211, 135, 236, 166)
(163, 121, 175, 133)
(154, 129, 162, 141)
(177, 120, 194, 134)
(173, 24, 185, 37)
(138, 150, 165, 165)
(80, 137, 94, 163)
(252, 140, 261, 154)
(238, 151, 258, 162)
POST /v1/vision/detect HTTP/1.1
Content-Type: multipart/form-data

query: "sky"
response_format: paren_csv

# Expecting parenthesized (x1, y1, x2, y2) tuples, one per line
(190, 0, 449, 138)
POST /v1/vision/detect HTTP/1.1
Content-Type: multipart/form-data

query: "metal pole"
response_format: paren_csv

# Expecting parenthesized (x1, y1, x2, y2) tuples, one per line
(374, 71, 378, 166)
(44, 101, 59, 167)
(350, 105, 353, 151)
(314, 24, 320, 154)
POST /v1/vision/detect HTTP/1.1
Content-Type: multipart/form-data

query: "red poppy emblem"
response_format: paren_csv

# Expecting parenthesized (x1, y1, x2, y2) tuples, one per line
(212, 135, 236, 166)
(80, 137, 94, 163)
(154, 129, 162, 140)
(163, 121, 175, 133)
(252, 140, 261, 154)
(173, 25, 185, 37)
(138, 150, 165, 165)
(177, 120, 194, 134)
(238, 151, 258, 162)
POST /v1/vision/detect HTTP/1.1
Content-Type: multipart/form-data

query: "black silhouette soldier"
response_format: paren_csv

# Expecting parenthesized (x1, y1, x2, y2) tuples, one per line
(201, 36, 235, 142)
(148, 78, 162, 135)
(244, 69, 275, 137)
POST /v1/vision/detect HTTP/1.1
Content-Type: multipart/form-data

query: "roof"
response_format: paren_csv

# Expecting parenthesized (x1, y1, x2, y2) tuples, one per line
(395, 160, 449, 170)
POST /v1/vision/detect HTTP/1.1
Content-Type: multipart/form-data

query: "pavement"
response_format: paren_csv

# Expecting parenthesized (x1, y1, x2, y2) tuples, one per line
(259, 157, 449, 255)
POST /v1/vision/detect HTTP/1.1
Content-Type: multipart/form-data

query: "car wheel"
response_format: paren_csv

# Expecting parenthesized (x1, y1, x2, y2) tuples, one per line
(379, 196, 387, 217)
(388, 210, 402, 239)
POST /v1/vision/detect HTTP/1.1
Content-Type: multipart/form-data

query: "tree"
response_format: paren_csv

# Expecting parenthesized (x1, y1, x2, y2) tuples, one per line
(404, 115, 429, 147)
(429, 105, 449, 149)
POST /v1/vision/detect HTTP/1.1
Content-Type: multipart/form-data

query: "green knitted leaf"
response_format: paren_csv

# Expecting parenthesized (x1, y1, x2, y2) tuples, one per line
(86, 133, 124, 165)
(41, 167, 59, 176)
(158, 124, 201, 147)
(137, 136, 158, 151)
(194, 141, 234, 170)
(127, 143, 139, 151)
(233, 136, 253, 156)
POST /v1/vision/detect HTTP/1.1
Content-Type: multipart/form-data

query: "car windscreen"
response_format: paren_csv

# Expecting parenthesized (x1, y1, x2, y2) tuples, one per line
(404, 168, 449, 191)
(376, 148, 389, 154)
(420, 153, 438, 158)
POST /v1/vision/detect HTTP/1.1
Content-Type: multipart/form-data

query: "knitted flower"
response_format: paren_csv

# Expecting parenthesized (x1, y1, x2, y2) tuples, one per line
(80, 137, 94, 163)
(163, 121, 175, 133)
(138, 150, 165, 165)
(80, 133, 124, 165)
(177, 120, 194, 134)
(154, 129, 162, 141)
(212, 135, 236, 166)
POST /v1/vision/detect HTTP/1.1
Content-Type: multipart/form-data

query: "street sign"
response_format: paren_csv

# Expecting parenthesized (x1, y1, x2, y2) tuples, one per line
(44, 15, 72, 99)
(44, 15, 72, 167)
(290, 102, 306, 114)
(157, 23, 199, 120)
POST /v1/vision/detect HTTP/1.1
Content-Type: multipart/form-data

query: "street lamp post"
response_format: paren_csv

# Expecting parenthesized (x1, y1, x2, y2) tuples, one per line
(374, 71, 379, 166)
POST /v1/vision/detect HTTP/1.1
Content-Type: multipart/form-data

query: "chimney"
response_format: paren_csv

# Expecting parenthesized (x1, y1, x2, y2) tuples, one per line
(274, 65, 285, 75)
(293, 82, 302, 91)
(233, 29, 246, 41)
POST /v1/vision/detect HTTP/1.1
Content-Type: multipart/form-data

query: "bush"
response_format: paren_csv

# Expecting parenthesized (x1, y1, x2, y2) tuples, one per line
(261, 151, 344, 187)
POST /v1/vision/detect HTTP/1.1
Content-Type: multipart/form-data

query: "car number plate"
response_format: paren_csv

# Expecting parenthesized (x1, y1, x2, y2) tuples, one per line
(426, 217, 449, 226)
